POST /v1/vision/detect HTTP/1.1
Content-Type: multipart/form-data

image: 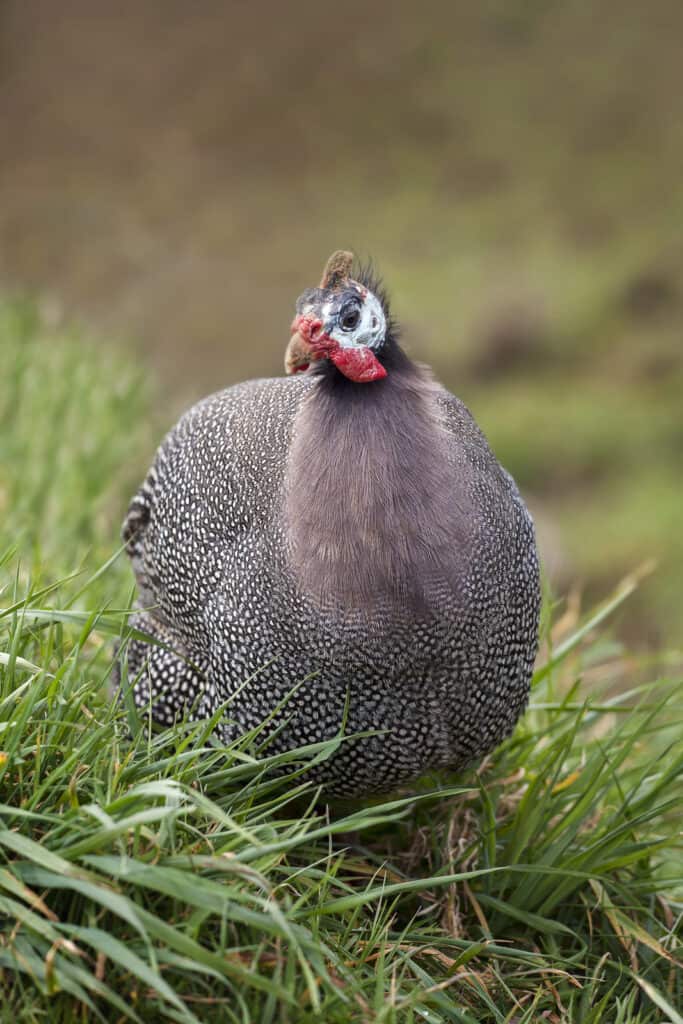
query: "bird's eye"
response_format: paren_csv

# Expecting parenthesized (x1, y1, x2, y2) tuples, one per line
(340, 307, 360, 332)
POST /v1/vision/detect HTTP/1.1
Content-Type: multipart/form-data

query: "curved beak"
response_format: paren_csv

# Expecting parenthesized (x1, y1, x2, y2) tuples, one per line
(284, 315, 325, 375)
(284, 331, 312, 375)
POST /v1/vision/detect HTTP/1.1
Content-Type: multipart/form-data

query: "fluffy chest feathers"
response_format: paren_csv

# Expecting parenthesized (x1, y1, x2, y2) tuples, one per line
(284, 359, 475, 615)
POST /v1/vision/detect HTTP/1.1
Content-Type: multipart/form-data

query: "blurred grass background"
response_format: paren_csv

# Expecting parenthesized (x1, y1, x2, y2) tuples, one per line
(1, 0, 681, 648)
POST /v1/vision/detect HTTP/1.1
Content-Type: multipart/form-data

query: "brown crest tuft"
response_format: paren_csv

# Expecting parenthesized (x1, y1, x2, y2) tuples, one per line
(319, 250, 354, 290)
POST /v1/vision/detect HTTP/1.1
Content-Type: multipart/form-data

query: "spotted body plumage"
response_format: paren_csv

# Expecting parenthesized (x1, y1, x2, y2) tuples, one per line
(121, 256, 540, 796)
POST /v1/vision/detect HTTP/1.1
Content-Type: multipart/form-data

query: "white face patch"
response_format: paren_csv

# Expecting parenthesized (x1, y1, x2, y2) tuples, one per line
(325, 287, 387, 350)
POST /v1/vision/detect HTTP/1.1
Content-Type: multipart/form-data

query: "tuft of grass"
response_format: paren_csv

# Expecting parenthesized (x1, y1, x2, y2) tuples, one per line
(1, 564, 681, 1022)
(0, 298, 151, 591)
(0, 300, 681, 1021)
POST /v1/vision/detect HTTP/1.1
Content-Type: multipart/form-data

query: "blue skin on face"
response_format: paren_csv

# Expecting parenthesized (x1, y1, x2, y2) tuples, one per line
(318, 286, 387, 352)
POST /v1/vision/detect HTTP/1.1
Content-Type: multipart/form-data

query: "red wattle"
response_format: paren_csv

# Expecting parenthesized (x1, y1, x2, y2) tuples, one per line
(330, 345, 387, 383)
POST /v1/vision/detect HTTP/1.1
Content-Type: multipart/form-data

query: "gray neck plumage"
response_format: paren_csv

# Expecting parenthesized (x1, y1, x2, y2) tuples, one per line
(284, 352, 471, 617)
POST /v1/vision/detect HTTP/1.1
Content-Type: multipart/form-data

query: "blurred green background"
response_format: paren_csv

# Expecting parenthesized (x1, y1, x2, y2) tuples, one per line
(1, 0, 681, 648)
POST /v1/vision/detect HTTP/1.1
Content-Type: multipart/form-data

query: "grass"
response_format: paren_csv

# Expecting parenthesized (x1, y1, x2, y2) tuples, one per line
(0, 301, 682, 1022)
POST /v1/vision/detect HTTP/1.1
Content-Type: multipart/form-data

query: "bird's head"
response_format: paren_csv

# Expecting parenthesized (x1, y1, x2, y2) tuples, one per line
(285, 251, 391, 383)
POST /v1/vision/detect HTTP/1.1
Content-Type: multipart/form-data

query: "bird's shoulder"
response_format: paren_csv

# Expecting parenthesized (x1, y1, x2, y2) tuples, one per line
(436, 388, 499, 469)
(123, 374, 312, 545)
(436, 386, 533, 522)
(157, 374, 312, 475)
(171, 373, 313, 441)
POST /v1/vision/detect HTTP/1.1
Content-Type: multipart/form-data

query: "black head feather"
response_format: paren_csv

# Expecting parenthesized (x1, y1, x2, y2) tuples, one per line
(352, 257, 400, 350)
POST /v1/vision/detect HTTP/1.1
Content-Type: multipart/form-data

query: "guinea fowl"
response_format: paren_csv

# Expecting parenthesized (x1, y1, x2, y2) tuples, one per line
(121, 251, 540, 796)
